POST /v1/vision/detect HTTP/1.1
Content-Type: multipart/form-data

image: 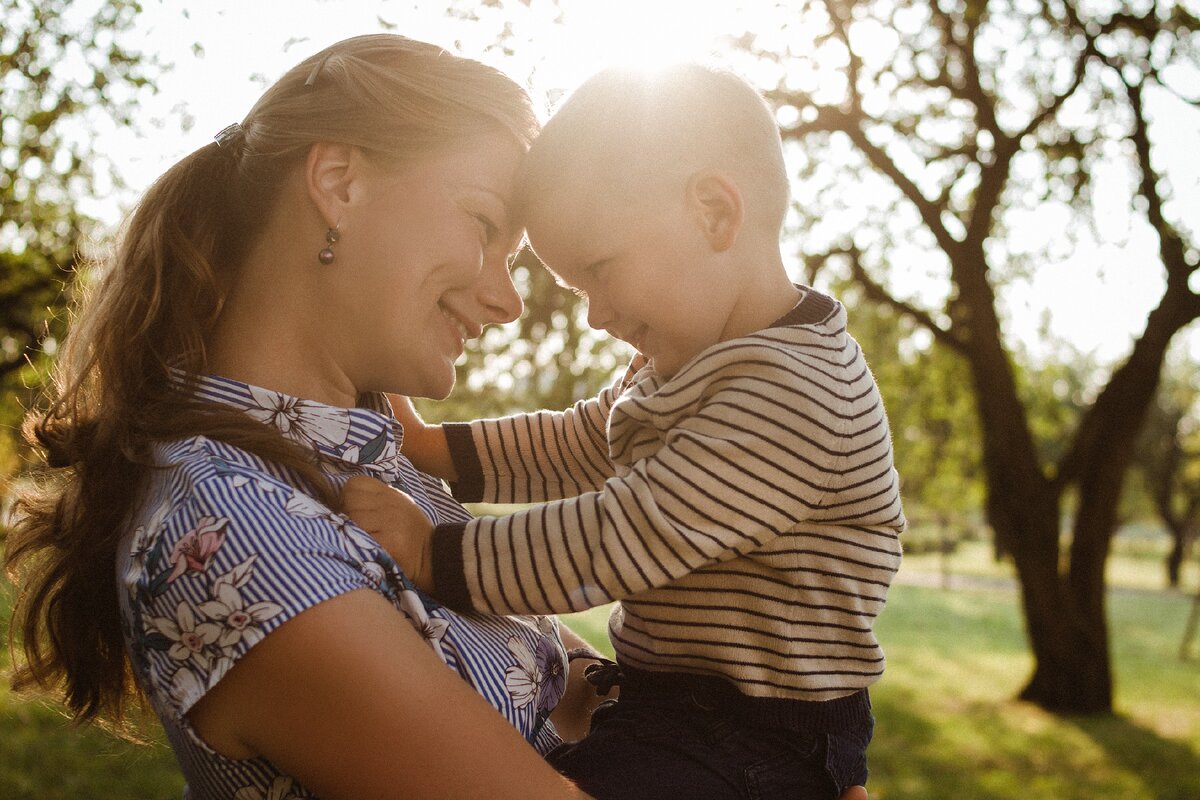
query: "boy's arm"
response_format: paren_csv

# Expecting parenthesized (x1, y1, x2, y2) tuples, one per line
(386, 394, 458, 481)
(430, 357, 903, 617)
(404, 361, 648, 505)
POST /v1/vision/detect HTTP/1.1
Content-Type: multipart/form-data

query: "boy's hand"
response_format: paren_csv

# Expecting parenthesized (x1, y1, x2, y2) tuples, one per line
(341, 476, 435, 592)
(383, 394, 457, 481)
(384, 393, 426, 435)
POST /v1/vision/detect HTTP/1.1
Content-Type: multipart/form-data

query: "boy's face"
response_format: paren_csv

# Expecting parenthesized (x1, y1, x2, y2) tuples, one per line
(525, 179, 740, 378)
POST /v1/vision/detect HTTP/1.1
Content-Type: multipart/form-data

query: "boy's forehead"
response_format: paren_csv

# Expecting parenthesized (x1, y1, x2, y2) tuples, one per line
(523, 187, 591, 254)
(524, 161, 624, 225)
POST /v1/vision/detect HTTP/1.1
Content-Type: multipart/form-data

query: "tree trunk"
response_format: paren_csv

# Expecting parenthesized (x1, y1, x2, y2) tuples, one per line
(953, 240, 1116, 712)
(1166, 520, 1186, 588)
(1008, 517, 1113, 712)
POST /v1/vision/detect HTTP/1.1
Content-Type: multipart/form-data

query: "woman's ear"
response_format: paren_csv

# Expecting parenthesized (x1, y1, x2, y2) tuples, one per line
(305, 142, 360, 229)
(686, 170, 744, 253)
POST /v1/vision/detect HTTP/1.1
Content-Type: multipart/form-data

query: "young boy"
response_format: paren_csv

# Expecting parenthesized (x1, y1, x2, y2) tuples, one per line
(343, 64, 903, 800)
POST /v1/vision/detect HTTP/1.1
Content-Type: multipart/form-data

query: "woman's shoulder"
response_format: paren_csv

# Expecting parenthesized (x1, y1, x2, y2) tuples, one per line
(122, 442, 378, 722)
(155, 433, 293, 487)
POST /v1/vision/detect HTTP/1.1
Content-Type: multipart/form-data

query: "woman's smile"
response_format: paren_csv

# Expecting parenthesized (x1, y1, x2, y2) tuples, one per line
(439, 303, 476, 355)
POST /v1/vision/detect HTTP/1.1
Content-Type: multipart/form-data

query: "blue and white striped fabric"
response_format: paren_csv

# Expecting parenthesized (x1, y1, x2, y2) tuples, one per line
(116, 374, 566, 800)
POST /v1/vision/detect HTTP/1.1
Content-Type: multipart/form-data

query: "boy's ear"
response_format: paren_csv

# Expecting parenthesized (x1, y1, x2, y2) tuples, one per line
(686, 171, 743, 253)
(305, 142, 361, 229)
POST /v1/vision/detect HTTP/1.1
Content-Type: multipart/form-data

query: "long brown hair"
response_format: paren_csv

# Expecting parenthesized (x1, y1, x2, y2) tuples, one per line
(4, 34, 538, 728)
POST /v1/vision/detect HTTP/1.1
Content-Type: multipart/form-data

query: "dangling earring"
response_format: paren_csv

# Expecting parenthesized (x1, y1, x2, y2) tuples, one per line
(318, 226, 340, 265)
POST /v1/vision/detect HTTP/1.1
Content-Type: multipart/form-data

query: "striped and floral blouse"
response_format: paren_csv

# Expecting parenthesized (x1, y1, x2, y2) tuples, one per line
(117, 374, 566, 800)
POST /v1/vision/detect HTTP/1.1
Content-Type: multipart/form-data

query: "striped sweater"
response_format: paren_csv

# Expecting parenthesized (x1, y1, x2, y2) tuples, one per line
(433, 288, 905, 701)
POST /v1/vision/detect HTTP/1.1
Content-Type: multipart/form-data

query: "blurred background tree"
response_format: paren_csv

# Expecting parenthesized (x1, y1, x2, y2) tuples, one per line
(0, 0, 156, 481)
(715, 0, 1199, 713)
(1134, 351, 1200, 588)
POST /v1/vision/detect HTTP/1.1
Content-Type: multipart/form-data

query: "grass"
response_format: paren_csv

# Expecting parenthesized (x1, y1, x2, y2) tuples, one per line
(562, 580, 1200, 800)
(0, 582, 185, 799)
(4, 539, 1198, 798)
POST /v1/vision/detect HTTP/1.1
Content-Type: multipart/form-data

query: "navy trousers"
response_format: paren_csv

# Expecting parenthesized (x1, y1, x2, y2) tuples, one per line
(547, 678, 872, 800)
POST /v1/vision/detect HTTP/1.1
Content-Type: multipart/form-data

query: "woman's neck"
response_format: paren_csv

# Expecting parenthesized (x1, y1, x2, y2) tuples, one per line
(207, 226, 359, 409)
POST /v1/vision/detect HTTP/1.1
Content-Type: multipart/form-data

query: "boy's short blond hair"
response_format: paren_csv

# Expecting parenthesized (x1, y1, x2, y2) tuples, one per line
(518, 63, 790, 236)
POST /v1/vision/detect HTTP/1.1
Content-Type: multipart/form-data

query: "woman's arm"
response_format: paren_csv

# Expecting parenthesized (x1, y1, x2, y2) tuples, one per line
(188, 588, 590, 799)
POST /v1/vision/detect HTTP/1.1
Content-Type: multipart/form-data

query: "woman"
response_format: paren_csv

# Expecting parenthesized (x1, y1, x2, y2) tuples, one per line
(5, 34, 599, 799)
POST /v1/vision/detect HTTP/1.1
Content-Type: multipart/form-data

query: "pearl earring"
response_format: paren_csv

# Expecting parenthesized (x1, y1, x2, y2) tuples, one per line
(318, 226, 340, 265)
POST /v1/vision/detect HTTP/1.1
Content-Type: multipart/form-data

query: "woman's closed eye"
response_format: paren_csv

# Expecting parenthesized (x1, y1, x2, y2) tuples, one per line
(472, 213, 501, 247)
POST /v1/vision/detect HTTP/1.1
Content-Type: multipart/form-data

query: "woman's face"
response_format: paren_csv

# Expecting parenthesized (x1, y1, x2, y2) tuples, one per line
(329, 131, 525, 400)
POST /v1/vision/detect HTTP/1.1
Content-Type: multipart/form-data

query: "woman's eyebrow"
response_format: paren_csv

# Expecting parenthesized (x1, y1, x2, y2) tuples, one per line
(463, 184, 511, 209)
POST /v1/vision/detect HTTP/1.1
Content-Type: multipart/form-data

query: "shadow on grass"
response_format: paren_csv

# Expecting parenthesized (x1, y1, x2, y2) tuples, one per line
(1068, 712, 1200, 800)
(869, 685, 1200, 800)
(869, 689, 1019, 800)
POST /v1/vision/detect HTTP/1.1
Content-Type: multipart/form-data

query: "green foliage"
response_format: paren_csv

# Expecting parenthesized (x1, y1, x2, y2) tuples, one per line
(1136, 348, 1200, 524)
(0, 0, 156, 473)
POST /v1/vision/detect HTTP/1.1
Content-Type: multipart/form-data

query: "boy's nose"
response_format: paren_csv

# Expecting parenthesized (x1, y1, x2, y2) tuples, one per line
(585, 295, 614, 330)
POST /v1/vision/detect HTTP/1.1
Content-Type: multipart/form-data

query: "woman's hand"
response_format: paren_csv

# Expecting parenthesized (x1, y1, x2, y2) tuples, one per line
(342, 476, 435, 592)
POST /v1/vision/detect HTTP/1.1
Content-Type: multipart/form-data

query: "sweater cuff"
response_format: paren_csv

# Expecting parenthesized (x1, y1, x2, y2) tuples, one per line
(431, 522, 474, 611)
(444, 423, 485, 502)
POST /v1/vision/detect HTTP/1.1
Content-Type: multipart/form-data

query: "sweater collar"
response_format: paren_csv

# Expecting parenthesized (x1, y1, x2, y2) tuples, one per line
(769, 285, 838, 328)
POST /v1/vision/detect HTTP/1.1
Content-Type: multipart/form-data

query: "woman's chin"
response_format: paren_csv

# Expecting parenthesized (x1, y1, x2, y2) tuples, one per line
(425, 367, 457, 401)
(387, 367, 455, 402)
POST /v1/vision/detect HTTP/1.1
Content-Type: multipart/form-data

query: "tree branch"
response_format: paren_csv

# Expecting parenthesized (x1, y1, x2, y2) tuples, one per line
(820, 245, 969, 354)
(821, 0, 863, 110)
(1125, 78, 1198, 303)
(958, 13, 1001, 137)
(778, 102, 964, 260)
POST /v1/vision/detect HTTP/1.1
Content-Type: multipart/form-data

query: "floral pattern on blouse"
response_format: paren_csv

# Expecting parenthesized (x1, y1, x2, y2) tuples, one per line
(118, 374, 567, 799)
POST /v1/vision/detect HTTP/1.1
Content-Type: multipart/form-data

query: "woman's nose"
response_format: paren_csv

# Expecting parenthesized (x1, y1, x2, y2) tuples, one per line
(475, 252, 524, 324)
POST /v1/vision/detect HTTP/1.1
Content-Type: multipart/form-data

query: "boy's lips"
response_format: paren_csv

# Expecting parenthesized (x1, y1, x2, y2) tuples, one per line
(627, 325, 649, 353)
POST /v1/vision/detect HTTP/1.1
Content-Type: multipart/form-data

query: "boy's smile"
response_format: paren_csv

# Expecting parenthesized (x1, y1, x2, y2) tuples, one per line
(525, 183, 742, 378)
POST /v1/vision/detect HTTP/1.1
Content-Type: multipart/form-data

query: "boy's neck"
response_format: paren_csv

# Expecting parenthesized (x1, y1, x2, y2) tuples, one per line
(719, 253, 804, 342)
